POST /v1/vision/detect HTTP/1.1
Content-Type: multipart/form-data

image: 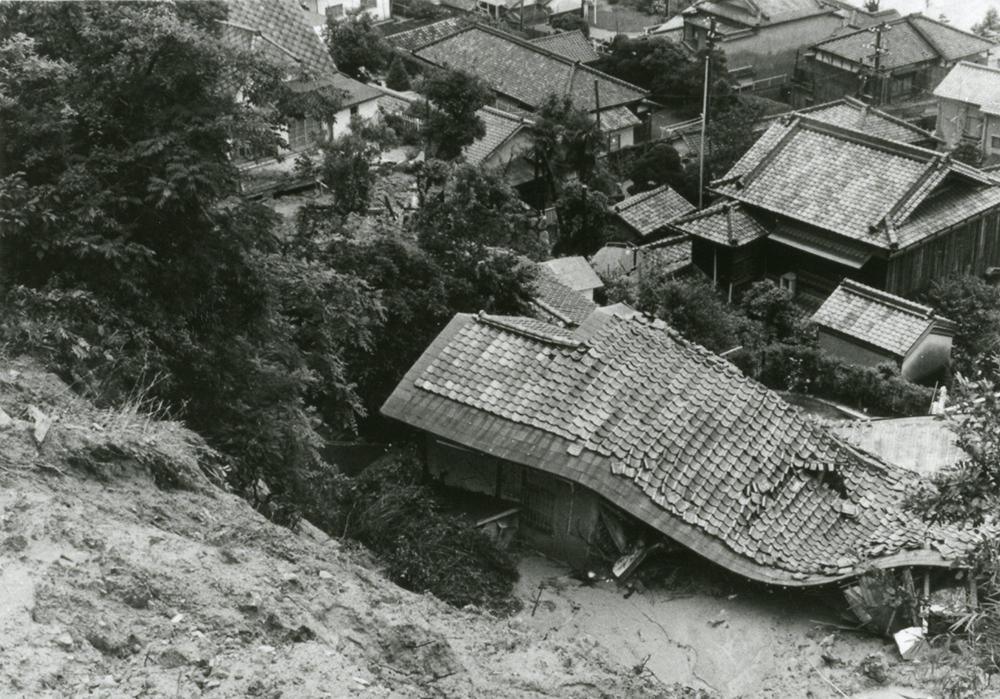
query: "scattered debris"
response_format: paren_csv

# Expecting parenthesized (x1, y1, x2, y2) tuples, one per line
(29, 405, 52, 445)
(859, 652, 890, 684)
(893, 627, 925, 660)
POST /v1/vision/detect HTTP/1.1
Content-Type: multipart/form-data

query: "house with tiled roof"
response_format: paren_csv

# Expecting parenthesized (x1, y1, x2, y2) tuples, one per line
(410, 24, 649, 152)
(463, 106, 536, 185)
(610, 185, 696, 244)
(934, 62, 1000, 164)
(302, 0, 390, 24)
(690, 114, 1000, 300)
(540, 256, 604, 300)
(531, 262, 599, 326)
(680, 0, 879, 98)
(591, 235, 697, 280)
(383, 17, 470, 53)
(224, 0, 382, 154)
(527, 30, 601, 64)
(795, 14, 996, 108)
(381, 307, 985, 582)
(812, 280, 955, 380)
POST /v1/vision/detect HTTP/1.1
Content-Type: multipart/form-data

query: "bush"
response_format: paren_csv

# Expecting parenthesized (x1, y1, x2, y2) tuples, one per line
(302, 449, 520, 613)
(385, 56, 411, 92)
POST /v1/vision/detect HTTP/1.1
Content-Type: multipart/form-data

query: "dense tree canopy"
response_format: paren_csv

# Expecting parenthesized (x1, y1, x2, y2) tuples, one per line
(421, 69, 491, 160)
(323, 10, 390, 80)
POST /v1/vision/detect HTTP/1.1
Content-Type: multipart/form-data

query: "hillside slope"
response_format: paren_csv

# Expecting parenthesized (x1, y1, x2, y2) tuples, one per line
(0, 358, 668, 699)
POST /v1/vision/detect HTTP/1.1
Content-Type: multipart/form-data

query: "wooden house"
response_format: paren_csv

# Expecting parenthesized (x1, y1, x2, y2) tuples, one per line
(934, 61, 1000, 165)
(609, 185, 696, 245)
(681, 114, 1000, 302)
(381, 307, 982, 583)
(811, 280, 955, 381)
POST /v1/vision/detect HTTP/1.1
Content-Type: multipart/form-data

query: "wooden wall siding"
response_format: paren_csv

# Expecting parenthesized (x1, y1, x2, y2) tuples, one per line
(887, 210, 1000, 297)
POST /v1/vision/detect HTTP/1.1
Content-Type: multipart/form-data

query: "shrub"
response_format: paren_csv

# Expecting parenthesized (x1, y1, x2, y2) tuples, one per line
(385, 56, 411, 91)
(302, 449, 521, 613)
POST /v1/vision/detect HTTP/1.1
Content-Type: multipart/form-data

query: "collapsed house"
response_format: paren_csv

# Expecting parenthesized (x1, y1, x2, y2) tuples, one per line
(381, 306, 985, 586)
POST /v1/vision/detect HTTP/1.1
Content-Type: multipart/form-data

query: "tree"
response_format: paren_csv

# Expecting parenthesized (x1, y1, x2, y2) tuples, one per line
(321, 133, 379, 215)
(628, 142, 686, 193)
(531, 95, 603, 198)
(923, 275, 1000, 378)
(551, 16, 589, 38)
(553, 182, 609, 257)
(704, 95, 765, 177)
(973, 7, 1000, 39)
(324, 10, 390, 80)
(385, 56, 411, 91)
(421, 69, 491, 159)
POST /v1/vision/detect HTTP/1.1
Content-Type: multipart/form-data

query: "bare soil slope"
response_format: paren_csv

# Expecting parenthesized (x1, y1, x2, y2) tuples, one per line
(0, 359, 669, 699)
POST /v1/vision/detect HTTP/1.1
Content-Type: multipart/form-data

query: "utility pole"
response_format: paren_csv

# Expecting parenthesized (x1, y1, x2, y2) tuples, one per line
(698, 18, 719, 210)
(866, 21, 891, 107)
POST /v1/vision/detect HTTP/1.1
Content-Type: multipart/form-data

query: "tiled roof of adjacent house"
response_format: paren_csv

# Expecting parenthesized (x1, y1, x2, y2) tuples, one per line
(895, 184, 1000, 248)
(812, 14, 995, 69)
(934, 61, 1000, 113)
(798, 97, 939, 144)
(532, 263, 599, 326)
(600, 104, 642, 132)
(613, 185, 696, 237)
(832, 416, 966, 477)
(414, 24, 647, 113)
(637, 235, 693, 276)
(669, 201, 770, 247)
(541, 256, 604, 291)
(382, 309, 984, 585)
(328, 72, 384, 107)
(384, 17, 468, 52)
(687, 0, 831, 28)
(527, 30, 601, 63)
(713, 115, 1000, 250)
(812, 279, 953, 357)
(225, 0, 338, 81)
(463, 107, 532, 165)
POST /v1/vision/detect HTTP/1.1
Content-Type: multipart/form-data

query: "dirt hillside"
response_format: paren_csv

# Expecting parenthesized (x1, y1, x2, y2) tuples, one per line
(0, 358, 672, 699)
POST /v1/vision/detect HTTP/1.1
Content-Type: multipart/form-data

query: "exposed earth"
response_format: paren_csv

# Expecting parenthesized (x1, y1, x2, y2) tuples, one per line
(0, 359, 985, 698)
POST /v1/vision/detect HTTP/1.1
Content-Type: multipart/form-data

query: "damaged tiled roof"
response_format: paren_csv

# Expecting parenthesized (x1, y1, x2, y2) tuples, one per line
(225, 0, 338, 82)
(713, 115, 1000, 250)
(613, 185, 696, 238)
(528, 31, 601, 63)
(414, 24, 647, 113)
(541, 256, 604, 292)
(812, 14, 995, 69)
(812, 280, 953, 358)
(532, 263, 599, 326)
(934, 62, 1000, 114)
(384, 17, 468, 52)
(464, 107, 532, 166)
(798, 97, 940, 145)
(382, 310, 984, 585)
(669, 201, 770, 247)
(832, 416, 966, 477)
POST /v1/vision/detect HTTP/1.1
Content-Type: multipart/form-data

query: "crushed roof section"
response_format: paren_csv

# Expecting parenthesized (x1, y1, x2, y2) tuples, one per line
(832, 416, 966, 477)
(384, 17, 468, 52)
(414, 24, 647, 113)
(799, 97, 939, 144)
(541, 256, 604, 291)
(812, 279, 952, 357)
(669, 201, 770, 247)
(532, 263, 599, 326)
(613, 185, 696, 237)
(713, 115, 1000, 249)
(812, 14, 995, 69)
(934, 61, 1000, 113)
(382, 310, 984, 585)
(225, 0, 338, 81)
(464, 107, 532, 165)
(528, 31, 601, 63)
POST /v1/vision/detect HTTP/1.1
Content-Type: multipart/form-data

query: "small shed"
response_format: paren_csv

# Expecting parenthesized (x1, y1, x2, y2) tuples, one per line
(540, 256, 604, 300)
(811, 280, 955, 381)
(610, 185, 696, 245)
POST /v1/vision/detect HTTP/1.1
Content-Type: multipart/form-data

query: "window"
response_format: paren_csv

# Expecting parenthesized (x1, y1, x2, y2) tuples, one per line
(779, 271, 797, 296)
(991, 135, 1000, 152)
(350, 105, 359, 116)
(965, 113, 984, 138)
(361, 0, 377, 8)
(287, 117, 323, 151)
(521, 470, 555, 533)
(608, 133, 621, 152)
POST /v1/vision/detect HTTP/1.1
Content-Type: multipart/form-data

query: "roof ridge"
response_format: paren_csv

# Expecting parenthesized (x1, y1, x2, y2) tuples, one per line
(818, 96, 939, 140)
(614, 184, 669, 211)
(909, 12, 998, 43)
(638, 233, 691, 251)
(476, 311, 584, 347)
(838, 279, 935, 319)
(906, 13, 949, 59)
(953, 60, 1000, 75)
(480, 104, 532, 123)
(671, 199, 734, 223)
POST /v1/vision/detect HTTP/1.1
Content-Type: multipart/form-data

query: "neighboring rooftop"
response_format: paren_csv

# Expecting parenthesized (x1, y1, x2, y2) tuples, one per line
(668, 201, 771, 247)
(382, 309, 984, 585)
(224, 0, 338, 81)
(383, 17, 468, 52)
(527, 30, 601, 63)
(413, 24, 647, 114)
(532, 262, 599, 326)
(540, 256, 604, 292)
(463, 106, 532, 165)
(685, 0, 833, 28)
(934, 61, 1000, 114)
(832, 416, 966, 477)
(328, 72, 384, 107)
(798, 97, 940, 145)
(812, 14, 996, 70)
(613, 186, 696, 238)
(811, 279, 954, 358)
(591, 244, 637, 277)
(636, 235, 694, 276)
(713, 115, 1000, 250)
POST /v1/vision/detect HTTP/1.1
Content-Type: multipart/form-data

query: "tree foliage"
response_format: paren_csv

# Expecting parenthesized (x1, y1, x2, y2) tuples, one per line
(553, 182, 609, 257)
(385, 55, 411, 91)
(531, 95, 604, 199)
(324, 10, 390, 80)
(923, 275, 1000, 378)
(321, 133, 379, 215)
(628, 142, 686, 193)
(421, 69, 491, 160)
(973, 7, 1000, 40)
